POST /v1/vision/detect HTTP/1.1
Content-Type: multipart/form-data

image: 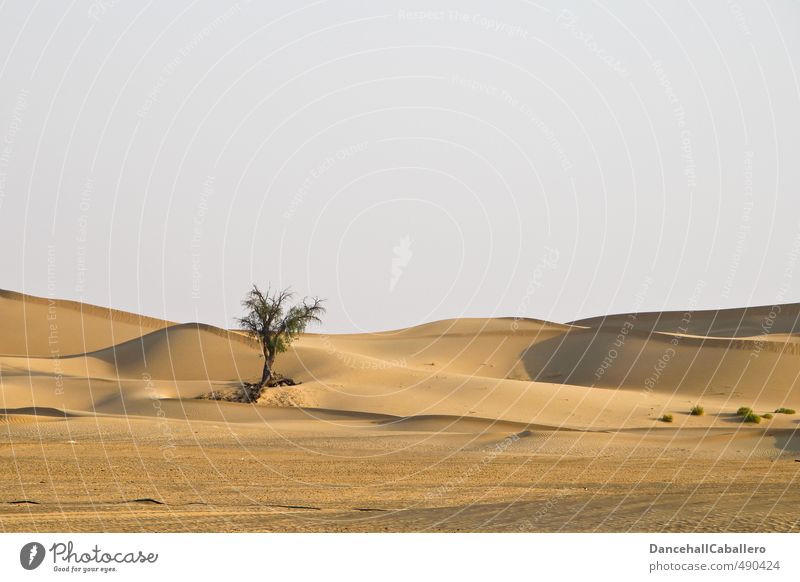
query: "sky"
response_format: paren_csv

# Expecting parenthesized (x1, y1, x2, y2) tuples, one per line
(1, 0, 799, 333)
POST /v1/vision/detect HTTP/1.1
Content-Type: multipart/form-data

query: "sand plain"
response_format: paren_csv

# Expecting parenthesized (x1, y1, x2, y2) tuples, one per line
(1, 289, 798, 532)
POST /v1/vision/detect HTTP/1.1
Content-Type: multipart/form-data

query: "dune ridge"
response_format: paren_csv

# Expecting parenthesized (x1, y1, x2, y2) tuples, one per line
(3, 289, 800, 533)
(0, 289, 173, 357)
(0, 289, 173, 329)
(1, 288, 797, 434)
(570, 301, 800, 337)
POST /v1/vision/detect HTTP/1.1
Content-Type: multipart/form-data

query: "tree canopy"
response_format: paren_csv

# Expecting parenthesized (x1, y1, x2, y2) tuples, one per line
(236, 285, 325, 387)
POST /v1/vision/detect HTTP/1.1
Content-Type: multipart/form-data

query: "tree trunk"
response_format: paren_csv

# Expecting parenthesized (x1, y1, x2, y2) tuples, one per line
(260, 360, 272, 387)
(260, 346, 274, 387)
(261, 342, 275, 388)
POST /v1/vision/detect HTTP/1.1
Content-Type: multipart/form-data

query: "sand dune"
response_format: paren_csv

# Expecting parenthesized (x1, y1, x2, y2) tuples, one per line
(84, 323, 261, 381)
(0, 289, 171, 357)
(2, 289, 798, 427)
(1, 289, 799, 532)
(520, 326, 800, 400)
(571, 302, 800, 338)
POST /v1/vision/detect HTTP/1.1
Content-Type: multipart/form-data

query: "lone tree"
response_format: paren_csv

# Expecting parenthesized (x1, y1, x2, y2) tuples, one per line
(237, 285, 325, 388)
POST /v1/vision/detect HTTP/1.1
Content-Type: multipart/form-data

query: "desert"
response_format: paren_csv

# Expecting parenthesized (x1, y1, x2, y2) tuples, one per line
(1, 288, 798, 532)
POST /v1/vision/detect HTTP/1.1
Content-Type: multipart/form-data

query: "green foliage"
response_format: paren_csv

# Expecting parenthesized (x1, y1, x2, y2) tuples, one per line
(761, 413, 773, 420)
(736, 406, 754, 417)
(774, 407, 796, 414)
(237, 285, 325, 354)
(660, 414, 673, 423)
(689, 405, 704, 416)
(237, 285, 325, 385)
(741, 411, 761, 424)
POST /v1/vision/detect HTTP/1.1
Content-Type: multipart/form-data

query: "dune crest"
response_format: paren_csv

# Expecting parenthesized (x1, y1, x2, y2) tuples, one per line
(2, 289, 800, 533)
(0, 289, 796, 435)
(0, 289, 172, 357)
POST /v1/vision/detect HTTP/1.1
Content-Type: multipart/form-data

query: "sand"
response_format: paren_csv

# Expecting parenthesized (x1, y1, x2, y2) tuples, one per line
(1, 290, 798, 532)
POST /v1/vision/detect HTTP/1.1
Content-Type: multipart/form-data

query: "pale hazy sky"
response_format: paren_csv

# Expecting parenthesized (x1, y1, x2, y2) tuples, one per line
(1, 0, 799, 332)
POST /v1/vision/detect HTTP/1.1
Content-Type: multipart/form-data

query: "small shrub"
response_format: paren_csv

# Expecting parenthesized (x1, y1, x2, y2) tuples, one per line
(199, 382, 265, 403)
(736, 406, 754, 416)
(741, 411, 761, 424)
(762, 413, 774, 420)
(774, 407, 796, 415)
(660, 414, 674, 423)
(690, 405, 704, 416)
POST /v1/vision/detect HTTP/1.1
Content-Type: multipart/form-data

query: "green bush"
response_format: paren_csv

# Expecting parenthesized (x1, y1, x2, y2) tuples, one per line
(736, 406, 754, 416)
(742, 411, 761, 424)
(774, 407, 796, 415)
(762, 413, 774, 420)
(660, 414, 674, 423)
(690, 405, 704, 416)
